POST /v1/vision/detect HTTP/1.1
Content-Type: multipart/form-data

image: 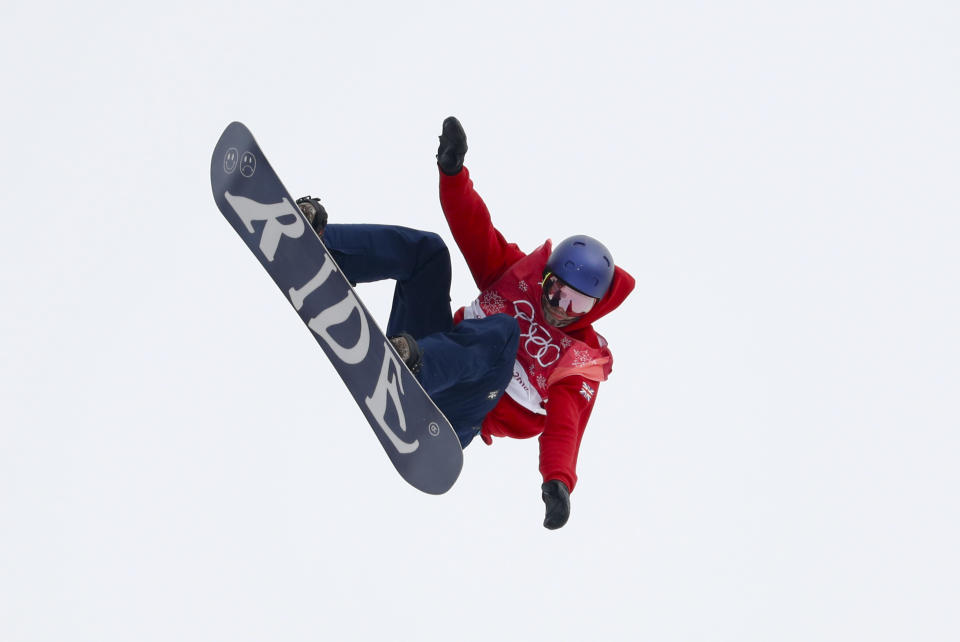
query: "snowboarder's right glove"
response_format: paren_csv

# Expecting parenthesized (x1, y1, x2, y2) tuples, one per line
(541, 479, 571, 530)
(436, 116, 468, 176)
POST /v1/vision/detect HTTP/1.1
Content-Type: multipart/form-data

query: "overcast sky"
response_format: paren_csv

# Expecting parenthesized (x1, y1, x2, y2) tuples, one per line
(2, 2, 958, 641)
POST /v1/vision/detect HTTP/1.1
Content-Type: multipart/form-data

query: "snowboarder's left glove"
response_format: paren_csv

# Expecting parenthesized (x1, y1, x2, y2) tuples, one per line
(437, 116, 468, 176)
(541, 480, 571, 530)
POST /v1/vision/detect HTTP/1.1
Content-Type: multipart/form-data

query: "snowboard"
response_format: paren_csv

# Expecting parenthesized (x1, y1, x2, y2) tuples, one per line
(209, 121, 462, 495)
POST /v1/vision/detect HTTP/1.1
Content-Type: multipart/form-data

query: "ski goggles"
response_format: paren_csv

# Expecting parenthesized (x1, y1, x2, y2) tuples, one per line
(542, 273, 599, 316)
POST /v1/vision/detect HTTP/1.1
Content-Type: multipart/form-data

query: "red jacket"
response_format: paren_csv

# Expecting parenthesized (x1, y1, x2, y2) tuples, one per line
(439, 167, 635, 490)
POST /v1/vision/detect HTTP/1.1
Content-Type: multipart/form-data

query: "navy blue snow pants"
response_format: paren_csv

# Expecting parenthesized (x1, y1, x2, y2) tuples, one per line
(322, 224, 520, 448)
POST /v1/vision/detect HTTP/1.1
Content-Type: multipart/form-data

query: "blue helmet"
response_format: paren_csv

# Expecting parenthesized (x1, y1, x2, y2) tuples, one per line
(545, 235, 615, 299)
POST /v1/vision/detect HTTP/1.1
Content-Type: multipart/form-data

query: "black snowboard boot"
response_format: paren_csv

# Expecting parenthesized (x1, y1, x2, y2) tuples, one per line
(389, 333, 423, 375)
(296, 195, 328, 236)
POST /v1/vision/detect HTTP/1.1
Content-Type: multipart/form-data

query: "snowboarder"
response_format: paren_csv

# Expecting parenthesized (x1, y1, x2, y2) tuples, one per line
(298, 117, 634, 529)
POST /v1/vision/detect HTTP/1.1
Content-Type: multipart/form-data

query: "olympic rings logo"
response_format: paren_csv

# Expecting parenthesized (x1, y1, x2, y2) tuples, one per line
(513, 300, 561, 368)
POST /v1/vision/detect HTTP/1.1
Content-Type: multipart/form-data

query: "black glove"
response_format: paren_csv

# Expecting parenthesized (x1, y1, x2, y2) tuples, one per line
(541, 480, 571, 530)
(436, 116, 468, 176)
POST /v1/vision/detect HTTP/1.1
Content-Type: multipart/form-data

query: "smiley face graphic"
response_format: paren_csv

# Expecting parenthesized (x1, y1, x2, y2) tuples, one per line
(224, 147, 239, 174)
(240, 151, 257, 178)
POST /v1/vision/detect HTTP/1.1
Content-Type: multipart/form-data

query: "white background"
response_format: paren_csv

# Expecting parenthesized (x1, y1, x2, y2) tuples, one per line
(2, 2, 958, 640)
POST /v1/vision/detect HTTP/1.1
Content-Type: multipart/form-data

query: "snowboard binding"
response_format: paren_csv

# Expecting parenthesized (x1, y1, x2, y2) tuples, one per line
(295, 195, 328, 236)
(389, 333, 423, 375)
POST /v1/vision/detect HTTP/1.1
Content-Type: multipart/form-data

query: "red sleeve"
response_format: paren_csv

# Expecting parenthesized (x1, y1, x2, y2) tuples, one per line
(539, 376, 598, 491)
(439, 166, 526, 290)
